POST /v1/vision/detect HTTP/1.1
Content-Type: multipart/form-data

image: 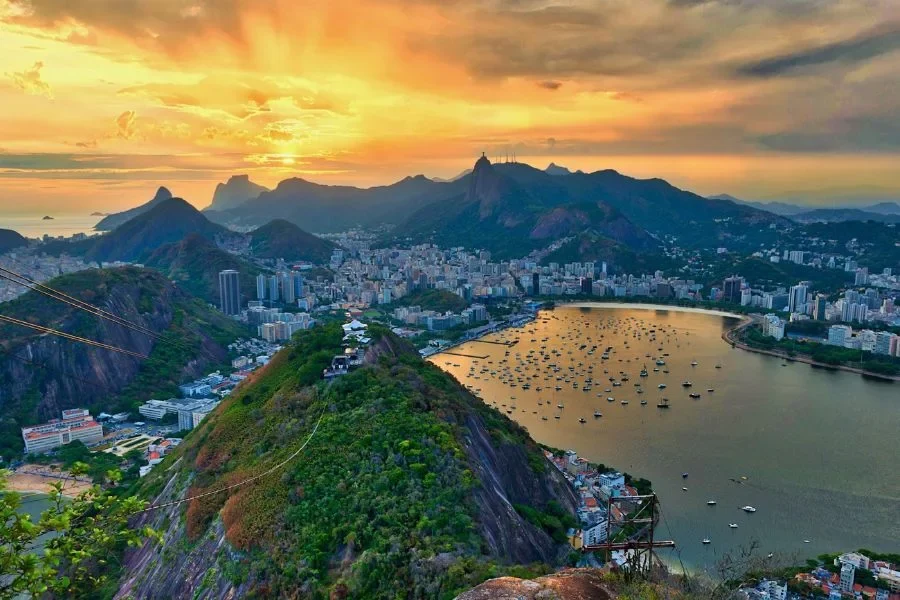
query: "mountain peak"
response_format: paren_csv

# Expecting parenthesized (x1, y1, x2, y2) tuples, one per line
(154, 186, 173, 201)
(474, 153, 492, 171)
(545, 162, 572, 176)
(207, 175, 268, 212)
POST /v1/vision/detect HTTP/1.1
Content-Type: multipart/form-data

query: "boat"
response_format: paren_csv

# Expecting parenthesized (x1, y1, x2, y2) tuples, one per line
(658, 384, 667, 389)
(715, 364, 722, 369)
(657, 400, 670, 408)
(689, 393, 701, 399)
(682, 473, 689, 478)
(702, 538, 711, 544)
(607, 397, 614, 402)
(640, 400, 647, 405)
(707, 500, 717, 506)
(554, 415, 560, 419)
(741, 506, 757, 513)
(729, 523, 739, 529)
(594, 410, 602, 417)
(707, 388, 714, 392)
(542, 416, 548, 420)
(655, 359, 665, 365)
(579, 417, 586, 423)
(557, 403, 564, 409)
(691, 361, 698, 366)
(682, 381, 692, 387)
(682, 487, 688, 491)
(620, 400, 629, 405)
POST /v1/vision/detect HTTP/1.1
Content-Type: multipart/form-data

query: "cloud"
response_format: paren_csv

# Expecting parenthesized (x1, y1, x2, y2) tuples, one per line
(8, 61, 52, 98)
(115, 110, 137, 139)
(537, 80, 562, 90)
(737, 25, 900, 77)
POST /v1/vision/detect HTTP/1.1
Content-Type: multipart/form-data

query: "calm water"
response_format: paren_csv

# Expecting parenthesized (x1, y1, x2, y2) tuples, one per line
(433, 304, 900, 572)
(1, 215, 102, 239)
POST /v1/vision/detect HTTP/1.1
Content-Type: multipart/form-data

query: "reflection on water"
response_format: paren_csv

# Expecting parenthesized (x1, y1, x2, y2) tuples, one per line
(434, 304, 900, 571)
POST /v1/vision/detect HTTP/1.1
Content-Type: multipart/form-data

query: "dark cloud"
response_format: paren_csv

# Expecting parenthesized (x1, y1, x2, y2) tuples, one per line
(757, 115, 900, 152)
(537, 80, 562, 90)
(737, 25, 900, 77)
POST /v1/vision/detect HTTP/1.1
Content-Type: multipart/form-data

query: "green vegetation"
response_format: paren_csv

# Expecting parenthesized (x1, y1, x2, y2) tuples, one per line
(248, 218, 337, 263)
(394, 288, 469, 313)
(0, 467, 156, 598)
(139, 323, 570, 598)
(742, 326, 900, 376)
(513, 501, 576, 543)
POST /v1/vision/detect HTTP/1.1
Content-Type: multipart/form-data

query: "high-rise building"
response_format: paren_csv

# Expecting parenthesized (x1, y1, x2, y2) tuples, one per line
(788, 284, 808, 314)
(532, 272, 540, 295)
(813, 294, 827, 320)
(280, 272, 296, 304)
(580, 277, 593, 295)
(292, 271, 304, 298)
(840, 562, 855, 593)
(828, 324, 852, 347)
(722, 276, 743, 304)
(256, 274, 267, 301)
(218, 270, 241, 315)
(268, 275, 280, 303)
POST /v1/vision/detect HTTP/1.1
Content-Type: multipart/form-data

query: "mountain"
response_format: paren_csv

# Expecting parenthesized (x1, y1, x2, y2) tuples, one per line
(143, 233, 264, 305)
(247, 219, 338, 263)
(790, 208, 900, 224)
(431, 168, 472, 182)
(864, 201, 900, 215)
(207, 174, 462, 232)
(94, 186, 173, 231)
(392, 157, 775, 259)
(709, 195, 808, 216)
(85, 197, 233, 262)
(0, 228, 28, 253)
(0, 267, 245, 456)
(205, 174, 268, 212)
(544, 162, 573, 176)
(119, 324, 579, 598)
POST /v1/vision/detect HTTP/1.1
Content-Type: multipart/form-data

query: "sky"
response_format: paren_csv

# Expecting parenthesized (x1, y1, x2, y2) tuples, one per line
(1, 0, 899, 215)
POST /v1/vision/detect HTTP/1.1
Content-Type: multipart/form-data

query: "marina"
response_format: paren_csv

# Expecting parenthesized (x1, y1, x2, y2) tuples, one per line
(433, 304, 900, 572)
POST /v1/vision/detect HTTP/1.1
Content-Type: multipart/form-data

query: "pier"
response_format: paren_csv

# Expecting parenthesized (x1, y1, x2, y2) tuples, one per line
(441, 351, 489, 360)
(469, 339, 516, 346)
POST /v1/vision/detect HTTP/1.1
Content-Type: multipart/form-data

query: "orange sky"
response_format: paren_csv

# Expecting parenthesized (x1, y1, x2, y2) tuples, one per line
(1, 0, 899, 214)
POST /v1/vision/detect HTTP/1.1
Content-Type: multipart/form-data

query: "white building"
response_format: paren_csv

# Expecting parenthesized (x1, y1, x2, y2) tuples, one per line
(840, 562, 855, 593)
(762, 314, 785, 340)
(21, 409, 103, 454)
(582, 520, 608, 546)
(828, 324, 852, 346)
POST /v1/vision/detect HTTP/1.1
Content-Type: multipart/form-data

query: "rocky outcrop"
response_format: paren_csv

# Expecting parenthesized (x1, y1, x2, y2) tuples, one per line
(455, 569, 612, 600)
(207, 175, 268, 212)
(95, 186, 173, 231)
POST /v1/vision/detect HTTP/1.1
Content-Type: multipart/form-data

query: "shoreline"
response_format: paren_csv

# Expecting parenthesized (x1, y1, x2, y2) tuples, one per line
(560, 301, 746, 320)
(5, 470, 93, 498)
(722, 321, 900, 382)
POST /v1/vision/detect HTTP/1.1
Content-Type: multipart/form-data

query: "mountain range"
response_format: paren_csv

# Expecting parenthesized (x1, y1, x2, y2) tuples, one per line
(709, 194, 900, 222)
(206, 174, 269, 212)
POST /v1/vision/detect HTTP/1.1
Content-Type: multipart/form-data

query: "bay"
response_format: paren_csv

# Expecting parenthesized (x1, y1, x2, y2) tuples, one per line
(433, 303, 900, 573)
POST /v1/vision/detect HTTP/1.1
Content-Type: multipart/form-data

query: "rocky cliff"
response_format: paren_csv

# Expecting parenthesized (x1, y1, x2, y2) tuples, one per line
(0, 267, 245, 455)
(117, 324, 579, 599)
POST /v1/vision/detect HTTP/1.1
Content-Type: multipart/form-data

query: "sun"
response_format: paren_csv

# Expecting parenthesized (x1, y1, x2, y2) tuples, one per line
(281, 156, 295, 165)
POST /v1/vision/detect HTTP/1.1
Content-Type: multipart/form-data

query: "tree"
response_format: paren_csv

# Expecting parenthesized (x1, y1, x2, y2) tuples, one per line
(0, 465, 157, 598)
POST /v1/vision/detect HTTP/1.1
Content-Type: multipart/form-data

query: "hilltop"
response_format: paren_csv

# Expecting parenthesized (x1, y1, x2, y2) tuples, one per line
(94, 186, 174, 231)
(0, 267, 246, 456)
(247, 218, 338, 263)
(0, 228, 28, 253)
(120, 324, 579, 598)
(143, 233, 264, 305)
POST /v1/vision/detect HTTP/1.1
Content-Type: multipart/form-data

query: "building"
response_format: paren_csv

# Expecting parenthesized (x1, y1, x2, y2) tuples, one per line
(580, 277, 593, 295)
(179, 382, 212, 398)
(828, 324, 852, 347)
(582, 520, 608, 546)
(218, 269, 241, 315)
(256, 273, 267, 301)
(723, 276, 743, 304)
(840, 562, 855, 594)
(788, 284, 808, 314)
(874, 331, 897, 356)
(762, 314, 785, 340)
(21, 409, 103, 454)
(814, 294, 827, 321)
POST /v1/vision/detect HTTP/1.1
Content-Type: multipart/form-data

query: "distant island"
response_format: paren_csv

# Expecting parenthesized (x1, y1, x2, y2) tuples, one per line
(41, 215, 53, 220)
(90, 211, 108, 216)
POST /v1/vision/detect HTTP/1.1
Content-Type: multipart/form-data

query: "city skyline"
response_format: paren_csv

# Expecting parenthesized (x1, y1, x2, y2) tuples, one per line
(2, 0, 900, 214)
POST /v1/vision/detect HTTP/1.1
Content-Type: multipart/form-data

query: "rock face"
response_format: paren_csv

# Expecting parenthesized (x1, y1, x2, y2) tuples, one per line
(0, 267, 241, 453)
(206, 174, 268, 212)
(94, 186, 173, 231)
(456, 569, 612, 600)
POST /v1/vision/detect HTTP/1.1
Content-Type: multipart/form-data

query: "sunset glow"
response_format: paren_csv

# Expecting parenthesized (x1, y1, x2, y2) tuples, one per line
(2, 0, 899, 213)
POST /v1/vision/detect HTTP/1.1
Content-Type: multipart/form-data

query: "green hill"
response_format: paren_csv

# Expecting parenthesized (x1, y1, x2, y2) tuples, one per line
(396, 289, 469, 313)
(144, 233, 264, 305)
(0, 267, 246, 456)
(248, 219, 337, 263)
(123, 324, 578, 598)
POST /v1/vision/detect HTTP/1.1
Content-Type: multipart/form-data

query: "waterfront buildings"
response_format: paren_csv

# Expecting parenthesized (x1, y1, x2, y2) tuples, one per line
(21, 409, 103, 454)
(762, 314, 786, 340)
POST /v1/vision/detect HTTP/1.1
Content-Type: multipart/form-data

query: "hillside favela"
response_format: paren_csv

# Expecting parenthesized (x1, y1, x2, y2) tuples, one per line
(0, 1, 898, 599)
